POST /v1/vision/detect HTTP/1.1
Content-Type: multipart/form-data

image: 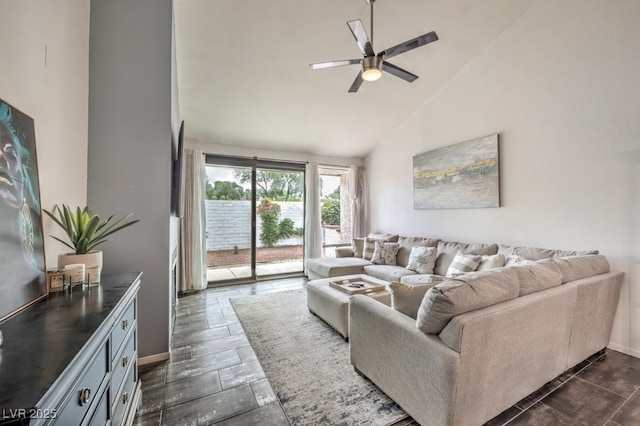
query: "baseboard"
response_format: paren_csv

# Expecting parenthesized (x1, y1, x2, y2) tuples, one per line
(138, 352, 170, 366)
(607, 343, 640, 358)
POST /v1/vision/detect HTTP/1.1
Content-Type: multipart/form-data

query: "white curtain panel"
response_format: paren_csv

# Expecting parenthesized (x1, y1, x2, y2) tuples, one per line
(180, 148, 207, 291)
(304, 162, 322, 272)
(349, 164, 368, 238)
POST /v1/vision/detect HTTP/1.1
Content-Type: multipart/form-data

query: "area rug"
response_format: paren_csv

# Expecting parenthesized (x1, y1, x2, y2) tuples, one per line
(230, 289, 408, 425)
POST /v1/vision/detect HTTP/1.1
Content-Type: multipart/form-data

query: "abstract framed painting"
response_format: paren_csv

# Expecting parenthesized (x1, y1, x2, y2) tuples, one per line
(413, 134, 500, 209)
(0, 98, 46, 321)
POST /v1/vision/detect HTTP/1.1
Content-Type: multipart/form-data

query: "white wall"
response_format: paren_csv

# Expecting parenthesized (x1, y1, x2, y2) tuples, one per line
(0, 1, 90, 266)
(366, 0, 640, 357)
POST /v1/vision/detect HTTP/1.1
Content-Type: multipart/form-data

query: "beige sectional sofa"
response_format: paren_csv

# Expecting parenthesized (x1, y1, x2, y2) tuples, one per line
(305, 234, 623, 425)
(348, 255, 623, 426)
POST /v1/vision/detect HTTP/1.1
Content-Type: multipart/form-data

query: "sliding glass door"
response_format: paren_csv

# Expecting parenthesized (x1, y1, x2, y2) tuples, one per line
(205, 155, 305, 284)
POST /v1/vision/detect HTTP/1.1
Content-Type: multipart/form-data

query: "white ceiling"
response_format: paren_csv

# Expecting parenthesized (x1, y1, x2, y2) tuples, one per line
(174, 0, 536, 158)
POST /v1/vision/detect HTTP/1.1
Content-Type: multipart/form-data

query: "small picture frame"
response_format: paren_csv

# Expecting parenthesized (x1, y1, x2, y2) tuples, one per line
(46, 268, 65, 292)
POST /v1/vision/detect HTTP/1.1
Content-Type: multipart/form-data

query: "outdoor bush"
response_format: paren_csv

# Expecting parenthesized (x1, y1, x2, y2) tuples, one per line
(321, 199, 340, 226)
(256, 199, 301, 247)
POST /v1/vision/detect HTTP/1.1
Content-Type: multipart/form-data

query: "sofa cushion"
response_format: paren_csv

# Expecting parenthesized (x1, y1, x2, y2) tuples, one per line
(368, 233, 399, 242)
(446, 251, 481, 278)
(477, 254, 506, 271)
(396, 236, 440, 267)
(416, 267, 520, 334)
(554, 255, 610, 283)
(352, 238, 365, 258)
(510, 260, 562, 296)
(434, 241, 498, 276)
(363, 264, 416, 282)
(499, 244, 599, 261)
(363, 234, 399, 260)
(336, 246, 355, 258)
(406, 246, 437, 274)
(400, 274, 445, 285)
(305, 257, 371, 278)
(372, 241, 400, 265)
(390, 281, 439, 319)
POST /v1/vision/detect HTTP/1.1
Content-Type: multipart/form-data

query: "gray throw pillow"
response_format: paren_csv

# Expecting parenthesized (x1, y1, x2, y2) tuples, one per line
(352, 238, 365, 258)
(371, 241, 400, 265)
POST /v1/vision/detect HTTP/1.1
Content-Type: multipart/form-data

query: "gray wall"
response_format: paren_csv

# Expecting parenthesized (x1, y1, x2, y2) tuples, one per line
(88, 0, 173, 359)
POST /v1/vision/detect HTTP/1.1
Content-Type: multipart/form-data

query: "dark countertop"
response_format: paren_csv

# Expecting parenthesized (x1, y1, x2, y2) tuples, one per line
(0, 272, 142, 417)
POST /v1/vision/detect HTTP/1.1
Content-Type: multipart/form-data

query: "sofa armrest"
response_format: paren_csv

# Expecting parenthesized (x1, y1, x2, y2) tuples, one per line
(349, 295, 460, 426)
(335, 246, 355, 258)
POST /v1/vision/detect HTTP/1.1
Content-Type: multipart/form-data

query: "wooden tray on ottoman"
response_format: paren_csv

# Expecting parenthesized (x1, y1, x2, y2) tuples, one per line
(329, 277, 386, 295)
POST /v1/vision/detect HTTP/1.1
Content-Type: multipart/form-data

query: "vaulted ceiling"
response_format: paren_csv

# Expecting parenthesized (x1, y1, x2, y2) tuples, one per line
(174, 0, 536, 158)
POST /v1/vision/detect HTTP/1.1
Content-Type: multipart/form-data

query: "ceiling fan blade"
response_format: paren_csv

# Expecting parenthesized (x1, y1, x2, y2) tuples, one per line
(348, 72, 364, 93)
(347, 20, 375, 57)
(310, 59, 362, 70)
(382, 61, 418, 82)
(378, 31, 438, 60)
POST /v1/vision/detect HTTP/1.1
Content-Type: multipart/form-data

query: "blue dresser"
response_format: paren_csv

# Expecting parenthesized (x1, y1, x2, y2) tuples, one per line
(0, 272, 142, 425)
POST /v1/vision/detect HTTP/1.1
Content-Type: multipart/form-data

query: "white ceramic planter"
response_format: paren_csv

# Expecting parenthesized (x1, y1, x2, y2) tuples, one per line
(58, 250, 103, 285)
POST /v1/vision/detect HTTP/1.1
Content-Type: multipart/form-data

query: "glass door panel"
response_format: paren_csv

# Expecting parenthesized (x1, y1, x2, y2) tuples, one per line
(255, 168, 304, 277)
(205, 164, 253, 283)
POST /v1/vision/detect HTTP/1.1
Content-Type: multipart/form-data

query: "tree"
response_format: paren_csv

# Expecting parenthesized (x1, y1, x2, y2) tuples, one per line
(233, 170, 303, 201)
(327, 186, 340, 200)
(206, 180, 248, 200)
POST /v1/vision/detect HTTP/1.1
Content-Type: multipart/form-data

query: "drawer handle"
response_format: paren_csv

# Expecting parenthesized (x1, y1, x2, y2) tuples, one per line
(79, 387, 91, 406)
(122, 356, 129, 368)
(122, 319, 129, 330)
(122, 392, 130, 405)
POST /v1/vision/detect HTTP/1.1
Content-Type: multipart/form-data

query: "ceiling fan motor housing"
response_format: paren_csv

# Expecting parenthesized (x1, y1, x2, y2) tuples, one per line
(362, 56, 382, 81)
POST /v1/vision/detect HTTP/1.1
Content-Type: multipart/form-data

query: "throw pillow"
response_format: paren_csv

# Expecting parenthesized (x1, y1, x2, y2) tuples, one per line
(390, 281, 438, 319)
(434, 240, 498, 276)
(504, 254, 535, 267)
(477, 254, 506, 271)
(362, 237, 377, 260)
(445, 251, 481, 278)
(352, 238, 365, 258)
(371, 241, 400, 265)
(416, 268, 520, 334)
(396, 236, 440, 267)
(406, 246, 437, 274)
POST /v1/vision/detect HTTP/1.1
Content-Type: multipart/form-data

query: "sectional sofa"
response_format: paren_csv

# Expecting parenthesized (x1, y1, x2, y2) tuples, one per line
(305, 233, 624, 426)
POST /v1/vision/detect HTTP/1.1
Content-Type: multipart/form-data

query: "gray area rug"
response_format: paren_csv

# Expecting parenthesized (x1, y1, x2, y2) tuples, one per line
(230, 289, 408, 426)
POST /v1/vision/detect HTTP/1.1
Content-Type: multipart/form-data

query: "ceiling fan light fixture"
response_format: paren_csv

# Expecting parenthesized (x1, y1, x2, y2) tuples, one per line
(362, 56, 382, 82)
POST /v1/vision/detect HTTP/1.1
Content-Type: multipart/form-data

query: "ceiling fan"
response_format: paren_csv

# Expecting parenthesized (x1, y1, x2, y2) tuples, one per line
(310, 0, 438, 93)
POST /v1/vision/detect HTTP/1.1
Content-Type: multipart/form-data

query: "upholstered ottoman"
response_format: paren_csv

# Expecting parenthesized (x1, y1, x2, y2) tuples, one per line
(306, 274, 391, 338)
(305, 257, 372, 280)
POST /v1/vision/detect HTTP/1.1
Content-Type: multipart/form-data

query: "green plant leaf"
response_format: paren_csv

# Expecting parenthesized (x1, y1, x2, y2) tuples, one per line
(42, 204, 139, 254)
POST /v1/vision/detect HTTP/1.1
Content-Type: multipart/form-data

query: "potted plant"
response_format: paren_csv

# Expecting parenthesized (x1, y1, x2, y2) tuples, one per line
(43, 205, 139, 283)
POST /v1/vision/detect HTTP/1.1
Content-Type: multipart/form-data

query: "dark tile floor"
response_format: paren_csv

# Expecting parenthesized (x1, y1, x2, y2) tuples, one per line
(133, 277, 640, 426)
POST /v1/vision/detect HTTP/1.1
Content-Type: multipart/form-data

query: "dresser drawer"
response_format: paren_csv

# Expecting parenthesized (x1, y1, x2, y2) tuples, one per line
(111, 357, 137, 426)
(87, 387, 109, 426)
(111, 300, 136, 361)
(53, 341, 109, 425)
(111, 330, 136, 404)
